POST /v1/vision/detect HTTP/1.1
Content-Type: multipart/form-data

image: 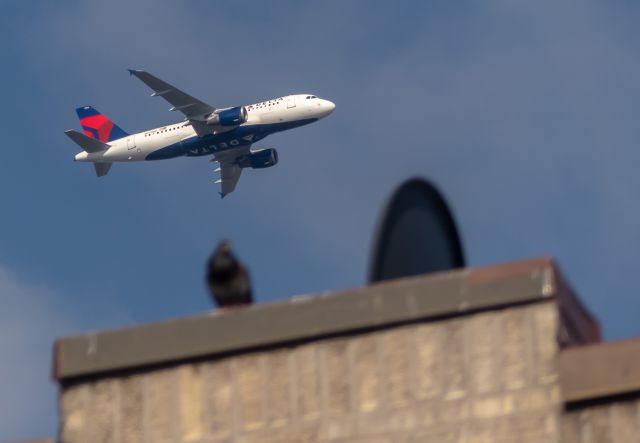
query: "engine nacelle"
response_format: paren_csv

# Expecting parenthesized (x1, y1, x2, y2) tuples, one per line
(239, 149, 279, 169)
(206, 106, 248, 126)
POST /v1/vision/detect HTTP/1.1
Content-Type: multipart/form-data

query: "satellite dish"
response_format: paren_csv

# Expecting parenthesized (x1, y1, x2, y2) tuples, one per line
(369, 178, 465, 283)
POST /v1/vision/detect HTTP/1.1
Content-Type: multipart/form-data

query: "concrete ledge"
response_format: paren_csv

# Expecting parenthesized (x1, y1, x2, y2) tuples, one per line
(561, 339, 640, 404)
(54, 257, 596, 381)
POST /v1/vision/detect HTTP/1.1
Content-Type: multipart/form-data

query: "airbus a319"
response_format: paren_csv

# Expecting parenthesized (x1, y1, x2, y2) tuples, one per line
(65, 70, 335, 197)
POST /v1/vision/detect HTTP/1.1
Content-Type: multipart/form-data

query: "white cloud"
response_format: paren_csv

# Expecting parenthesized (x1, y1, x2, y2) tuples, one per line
(0, 266, 67, 440)
(0, 265, 131, 441)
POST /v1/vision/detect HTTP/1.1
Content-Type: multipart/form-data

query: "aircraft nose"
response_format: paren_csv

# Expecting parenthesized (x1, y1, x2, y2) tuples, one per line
(322, 99, 336, 115)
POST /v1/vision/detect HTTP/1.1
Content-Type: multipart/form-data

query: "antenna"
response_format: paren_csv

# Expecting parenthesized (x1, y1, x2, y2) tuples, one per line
(369, 178, 465, 283)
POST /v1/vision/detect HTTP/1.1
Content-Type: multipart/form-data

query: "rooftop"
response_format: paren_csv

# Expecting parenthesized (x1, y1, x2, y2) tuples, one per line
(54, 257, 599, 383)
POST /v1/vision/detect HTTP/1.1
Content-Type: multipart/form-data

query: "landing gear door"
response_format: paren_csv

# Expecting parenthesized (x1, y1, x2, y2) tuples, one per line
(286, 96, 296, 109)
(127, 135, 136, 150)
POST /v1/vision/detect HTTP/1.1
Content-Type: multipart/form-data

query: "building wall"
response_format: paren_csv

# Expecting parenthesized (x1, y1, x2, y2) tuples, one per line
(562, 399, 640, 443)
(59, 301, 562, 443)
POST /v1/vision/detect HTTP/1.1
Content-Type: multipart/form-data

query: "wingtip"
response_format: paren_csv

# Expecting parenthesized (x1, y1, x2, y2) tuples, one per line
(219, 192, 227, 199)
(127, 69, 139, 76)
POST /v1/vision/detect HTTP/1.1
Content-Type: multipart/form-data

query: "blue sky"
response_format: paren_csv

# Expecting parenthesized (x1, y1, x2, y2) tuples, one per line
(3, 0, 640, 439)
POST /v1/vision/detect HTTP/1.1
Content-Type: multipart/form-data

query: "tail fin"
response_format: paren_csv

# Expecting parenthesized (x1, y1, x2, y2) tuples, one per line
(76, 106, 128, 143)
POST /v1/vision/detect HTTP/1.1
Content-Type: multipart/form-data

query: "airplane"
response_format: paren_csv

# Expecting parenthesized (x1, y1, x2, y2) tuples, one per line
(65, 69, 335, 197)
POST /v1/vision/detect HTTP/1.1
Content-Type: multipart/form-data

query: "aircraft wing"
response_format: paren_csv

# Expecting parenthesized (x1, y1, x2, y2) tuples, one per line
(128, 69, 215, 121)
(217, 162, 243, 198)
(213, 147, 250, 198)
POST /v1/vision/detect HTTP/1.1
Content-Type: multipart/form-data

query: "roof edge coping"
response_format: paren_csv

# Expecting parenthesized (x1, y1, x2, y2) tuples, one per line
(55, 257, 579, 381)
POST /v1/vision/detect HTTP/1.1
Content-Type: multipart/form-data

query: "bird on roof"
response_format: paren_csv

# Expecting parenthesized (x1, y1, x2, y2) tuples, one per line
(206, 240, 253, 308)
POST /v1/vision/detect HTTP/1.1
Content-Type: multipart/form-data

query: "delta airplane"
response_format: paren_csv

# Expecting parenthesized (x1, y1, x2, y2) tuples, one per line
(65, 70, 335, 197)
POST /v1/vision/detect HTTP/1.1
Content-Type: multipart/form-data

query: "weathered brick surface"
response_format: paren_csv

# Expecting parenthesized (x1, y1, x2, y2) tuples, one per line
(562, 398, 640, 443)
(118, 375, 144, 443)
(178, 364, 204, 441)
(88, 379, 117, 443)
(59, 383, 88, 443)
(143, 368, 177, 443)
(236, 354, 265, 431)
(265, 350, 293, 426)
(295, 344, 322, 421)
(204, 360, 234, 440)
(59, 302, 565, 443)
(322, 338, 351, 416)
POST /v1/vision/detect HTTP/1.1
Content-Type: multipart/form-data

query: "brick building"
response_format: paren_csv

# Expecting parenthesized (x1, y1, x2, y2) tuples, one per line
(52, 258, 640, 442)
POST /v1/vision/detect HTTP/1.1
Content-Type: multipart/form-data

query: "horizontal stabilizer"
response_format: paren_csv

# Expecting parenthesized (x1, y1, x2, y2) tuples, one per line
(94, 162, 112, 177)
(65, 130, 109, 153)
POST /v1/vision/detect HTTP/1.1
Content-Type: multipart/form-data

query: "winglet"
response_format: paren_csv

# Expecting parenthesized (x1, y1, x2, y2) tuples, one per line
(219, 192, 227, 199)
(128, 69, 139, 76)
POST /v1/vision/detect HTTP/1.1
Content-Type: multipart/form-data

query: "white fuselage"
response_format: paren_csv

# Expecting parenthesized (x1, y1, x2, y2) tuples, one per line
(75, 94, 335, 163)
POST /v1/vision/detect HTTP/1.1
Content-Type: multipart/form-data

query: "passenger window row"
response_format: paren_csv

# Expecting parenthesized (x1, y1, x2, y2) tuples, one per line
(144, 126, 183, 137)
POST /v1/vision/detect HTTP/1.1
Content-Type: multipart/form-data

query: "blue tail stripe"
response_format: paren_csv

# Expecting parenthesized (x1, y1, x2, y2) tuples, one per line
(109, 125, 129, 141)
(75, 106, 100, 119)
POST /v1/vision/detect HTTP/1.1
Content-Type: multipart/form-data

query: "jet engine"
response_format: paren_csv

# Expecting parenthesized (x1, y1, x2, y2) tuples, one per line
(239, 148, 279, 169)
(206, 106, 248, 126)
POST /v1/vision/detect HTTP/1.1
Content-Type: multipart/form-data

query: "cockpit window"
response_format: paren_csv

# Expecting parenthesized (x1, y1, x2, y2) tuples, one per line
(306, 95, 318, 99)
